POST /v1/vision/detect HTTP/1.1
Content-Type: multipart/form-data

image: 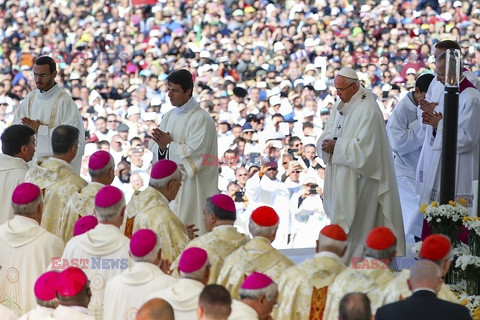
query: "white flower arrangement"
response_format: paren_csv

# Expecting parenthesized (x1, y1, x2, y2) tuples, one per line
(455, 255, 480, 270)
(448, 280, 467, 294)
(411, 241, 422, 258)
(453, 242, 472, 257)
(420, 200, 469, 223)
(458, 293, 480, 316)
(463, 217, 480, 236)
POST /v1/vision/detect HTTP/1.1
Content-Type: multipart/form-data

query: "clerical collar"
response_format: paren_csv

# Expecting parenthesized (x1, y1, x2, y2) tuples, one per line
(39, 82, 57, 94)
(173, 96, 198, 115)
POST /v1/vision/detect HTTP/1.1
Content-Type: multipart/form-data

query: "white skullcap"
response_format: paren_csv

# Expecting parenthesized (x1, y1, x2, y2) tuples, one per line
(337, 67, 358, 80)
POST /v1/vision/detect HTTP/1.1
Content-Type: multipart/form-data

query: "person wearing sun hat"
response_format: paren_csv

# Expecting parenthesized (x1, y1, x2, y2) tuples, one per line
(60, 185, 130, 320)
(322, 226, 398, 320)
(103, 229, 177, 320)
(148, 247, 210, 320)
(170, 194, 250, 284)
(58, 150, 115, 243)
(217, 206, 293, 300)
(317, 66, 405, 264)
(0, 182, 64, 316)
(126, 159, 190, 262)
(277, 224, 348, 320)
(18, 271, 60, 319)
(229, 272, 278, 320)
(48, 267, 94, 319)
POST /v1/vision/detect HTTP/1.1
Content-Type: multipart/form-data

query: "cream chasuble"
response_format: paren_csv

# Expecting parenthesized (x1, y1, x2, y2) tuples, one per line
(0, 215, 64, 316)
(228, 300, 259, 320)
(322, 258, 394, 320)
(47, 305, 95, 320)
(58, 182, 104, 243)
(0, 153, 29, 225)
(18, 305, 55, 320)
(103, 262, 178, 320)
(126, 186, 188, 262)
(217, 236, 294, 300)
(149, 97, 219, 235)
(277, 251, 346, 320)
(317, 87, 405, 263)
(170, 225, 250, 283)
(59, 224, 130, 320)
(148, 278, 204, 320)
(25, 158, 87, 236)
(13, 84, 85, 173)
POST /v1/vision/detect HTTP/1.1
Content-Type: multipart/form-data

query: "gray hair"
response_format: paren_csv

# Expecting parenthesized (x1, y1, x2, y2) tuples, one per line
(317, 233, 347, 255)
(95, 198, 126, 222)
(149, 167, 182, 189)
(239, 282, 278, 302)
(249, 219, 278, 238)
(131, 234, 162, 263)
(364, 242, 396, 260)
(37, 298, 58, 309)
(12, 193, 43, 216)
(89, 156, 115, 179)
(179, 259, 210, 281)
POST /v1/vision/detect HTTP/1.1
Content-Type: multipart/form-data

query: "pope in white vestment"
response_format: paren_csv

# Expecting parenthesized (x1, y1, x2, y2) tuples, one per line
(0, 215, 64, 316)
(13, 83, 85, 173)
(317, 69, 405, 263)
(150, 95, 219, 235)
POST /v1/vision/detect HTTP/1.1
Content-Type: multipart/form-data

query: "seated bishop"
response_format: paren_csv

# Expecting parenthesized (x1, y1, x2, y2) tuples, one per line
(58, 150, 114, 243)
(24, 125, 87, 235)
(217, 206, 294, 300)
(59, 186, 131, 320)
(124, 159, 190, 263)
(170, 194, 250, 283)
(276, 224, 348, 320)
(323, 227, 398, 320)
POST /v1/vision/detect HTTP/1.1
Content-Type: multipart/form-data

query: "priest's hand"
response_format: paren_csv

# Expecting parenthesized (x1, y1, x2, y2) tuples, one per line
(321, 139, 336, 154)
(186, 224, 199, 240)
(422, 111, 443, 128)
(151, 128, 173, 150)
(21, 117, 42, 133)
(418, 99, 438, 114)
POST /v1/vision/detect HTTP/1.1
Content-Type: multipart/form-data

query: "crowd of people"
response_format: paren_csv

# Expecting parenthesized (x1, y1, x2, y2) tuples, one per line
(1, 0, 480, 319)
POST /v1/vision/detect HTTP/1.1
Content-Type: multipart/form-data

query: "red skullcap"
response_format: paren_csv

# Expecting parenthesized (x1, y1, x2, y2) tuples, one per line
(88, 150, 112, 170)
(420, 234, 451, 261)
(366, 226, 396, 250)
(241, 272, 273, 290)
(73, 215, 98, 236)
(12, 182, 41, 205)
(151, 159, 177, 179)
(211, 194, 236, 213)
(56, 267, 88, 297)
(34, 271, 59, 301)
(95, 185, 123, 208)
(178, 247, 208, 273)
(130, 229, 157, 257)
(321, 224, 347, 241)
(251, 206, 279, 227)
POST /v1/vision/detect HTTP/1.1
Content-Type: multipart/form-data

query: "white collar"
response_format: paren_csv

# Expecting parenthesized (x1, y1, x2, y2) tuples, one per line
(172, 96, 198, 115)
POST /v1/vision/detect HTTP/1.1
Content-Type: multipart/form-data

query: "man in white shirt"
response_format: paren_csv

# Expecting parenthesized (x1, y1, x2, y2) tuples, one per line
(103, 229, 177, 320)
(0, 124, 36, 224)
(19, 271, 59, 319)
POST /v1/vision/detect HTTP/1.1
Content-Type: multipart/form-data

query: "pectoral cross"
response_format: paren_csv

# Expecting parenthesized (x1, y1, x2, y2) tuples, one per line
(337, 124, 342, 131)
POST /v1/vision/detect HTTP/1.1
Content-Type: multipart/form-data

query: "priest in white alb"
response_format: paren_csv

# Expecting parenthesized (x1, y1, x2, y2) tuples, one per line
(276, 224, 348, 320)
(59, 186, 130, 320)
(18, 271, 59, 319)
(126, 159, 191, 262)
(0, 183, 64, 316)
(103, 229, 177, 320)
(58, 150, 114, 243)
(170, 194, 250, 283)
(317, 67, 405, 263)
(13, 56, 85, 173)
(25, 125, 87, 235)
(149, 69, 219, 235)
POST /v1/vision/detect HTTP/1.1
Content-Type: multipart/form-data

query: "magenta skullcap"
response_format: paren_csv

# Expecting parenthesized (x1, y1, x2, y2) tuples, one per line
(151, 159, 177, 179)
(12, 182, 41, 205)
(73, 215, 98, 236)
(95, 185, 123, 208)
(88, 150, 112, 170)
(34, 271, 59, 301)
(130, 229, 157, 257)
(241, 272, 273, 290)
(211, 194, 236, 213)
(56, 267, 88, 297)
(178, 247, 208, 273)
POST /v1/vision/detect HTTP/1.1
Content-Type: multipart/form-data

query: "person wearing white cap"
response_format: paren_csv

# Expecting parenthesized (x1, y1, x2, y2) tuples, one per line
(317, 67, 405, 264)
(12, 56, 85, 174)
(149, 69, 218, 236)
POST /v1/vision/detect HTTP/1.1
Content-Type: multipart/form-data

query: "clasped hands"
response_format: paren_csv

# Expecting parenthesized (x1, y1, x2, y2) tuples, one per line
(321, 139, 336, 154)
(418, 99, 443, 129)
(21, 117, 43, 132)
(152, 128, 173, 150)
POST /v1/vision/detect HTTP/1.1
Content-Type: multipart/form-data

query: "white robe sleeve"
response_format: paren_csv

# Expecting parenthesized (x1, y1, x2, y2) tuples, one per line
(316, 107, 337, 161)
(386, 105, 423, 155)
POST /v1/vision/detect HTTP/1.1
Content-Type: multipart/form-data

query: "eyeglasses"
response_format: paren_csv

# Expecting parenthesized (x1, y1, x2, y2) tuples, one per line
(31, 72, 52, 79)
(335, 82, 355, 93)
